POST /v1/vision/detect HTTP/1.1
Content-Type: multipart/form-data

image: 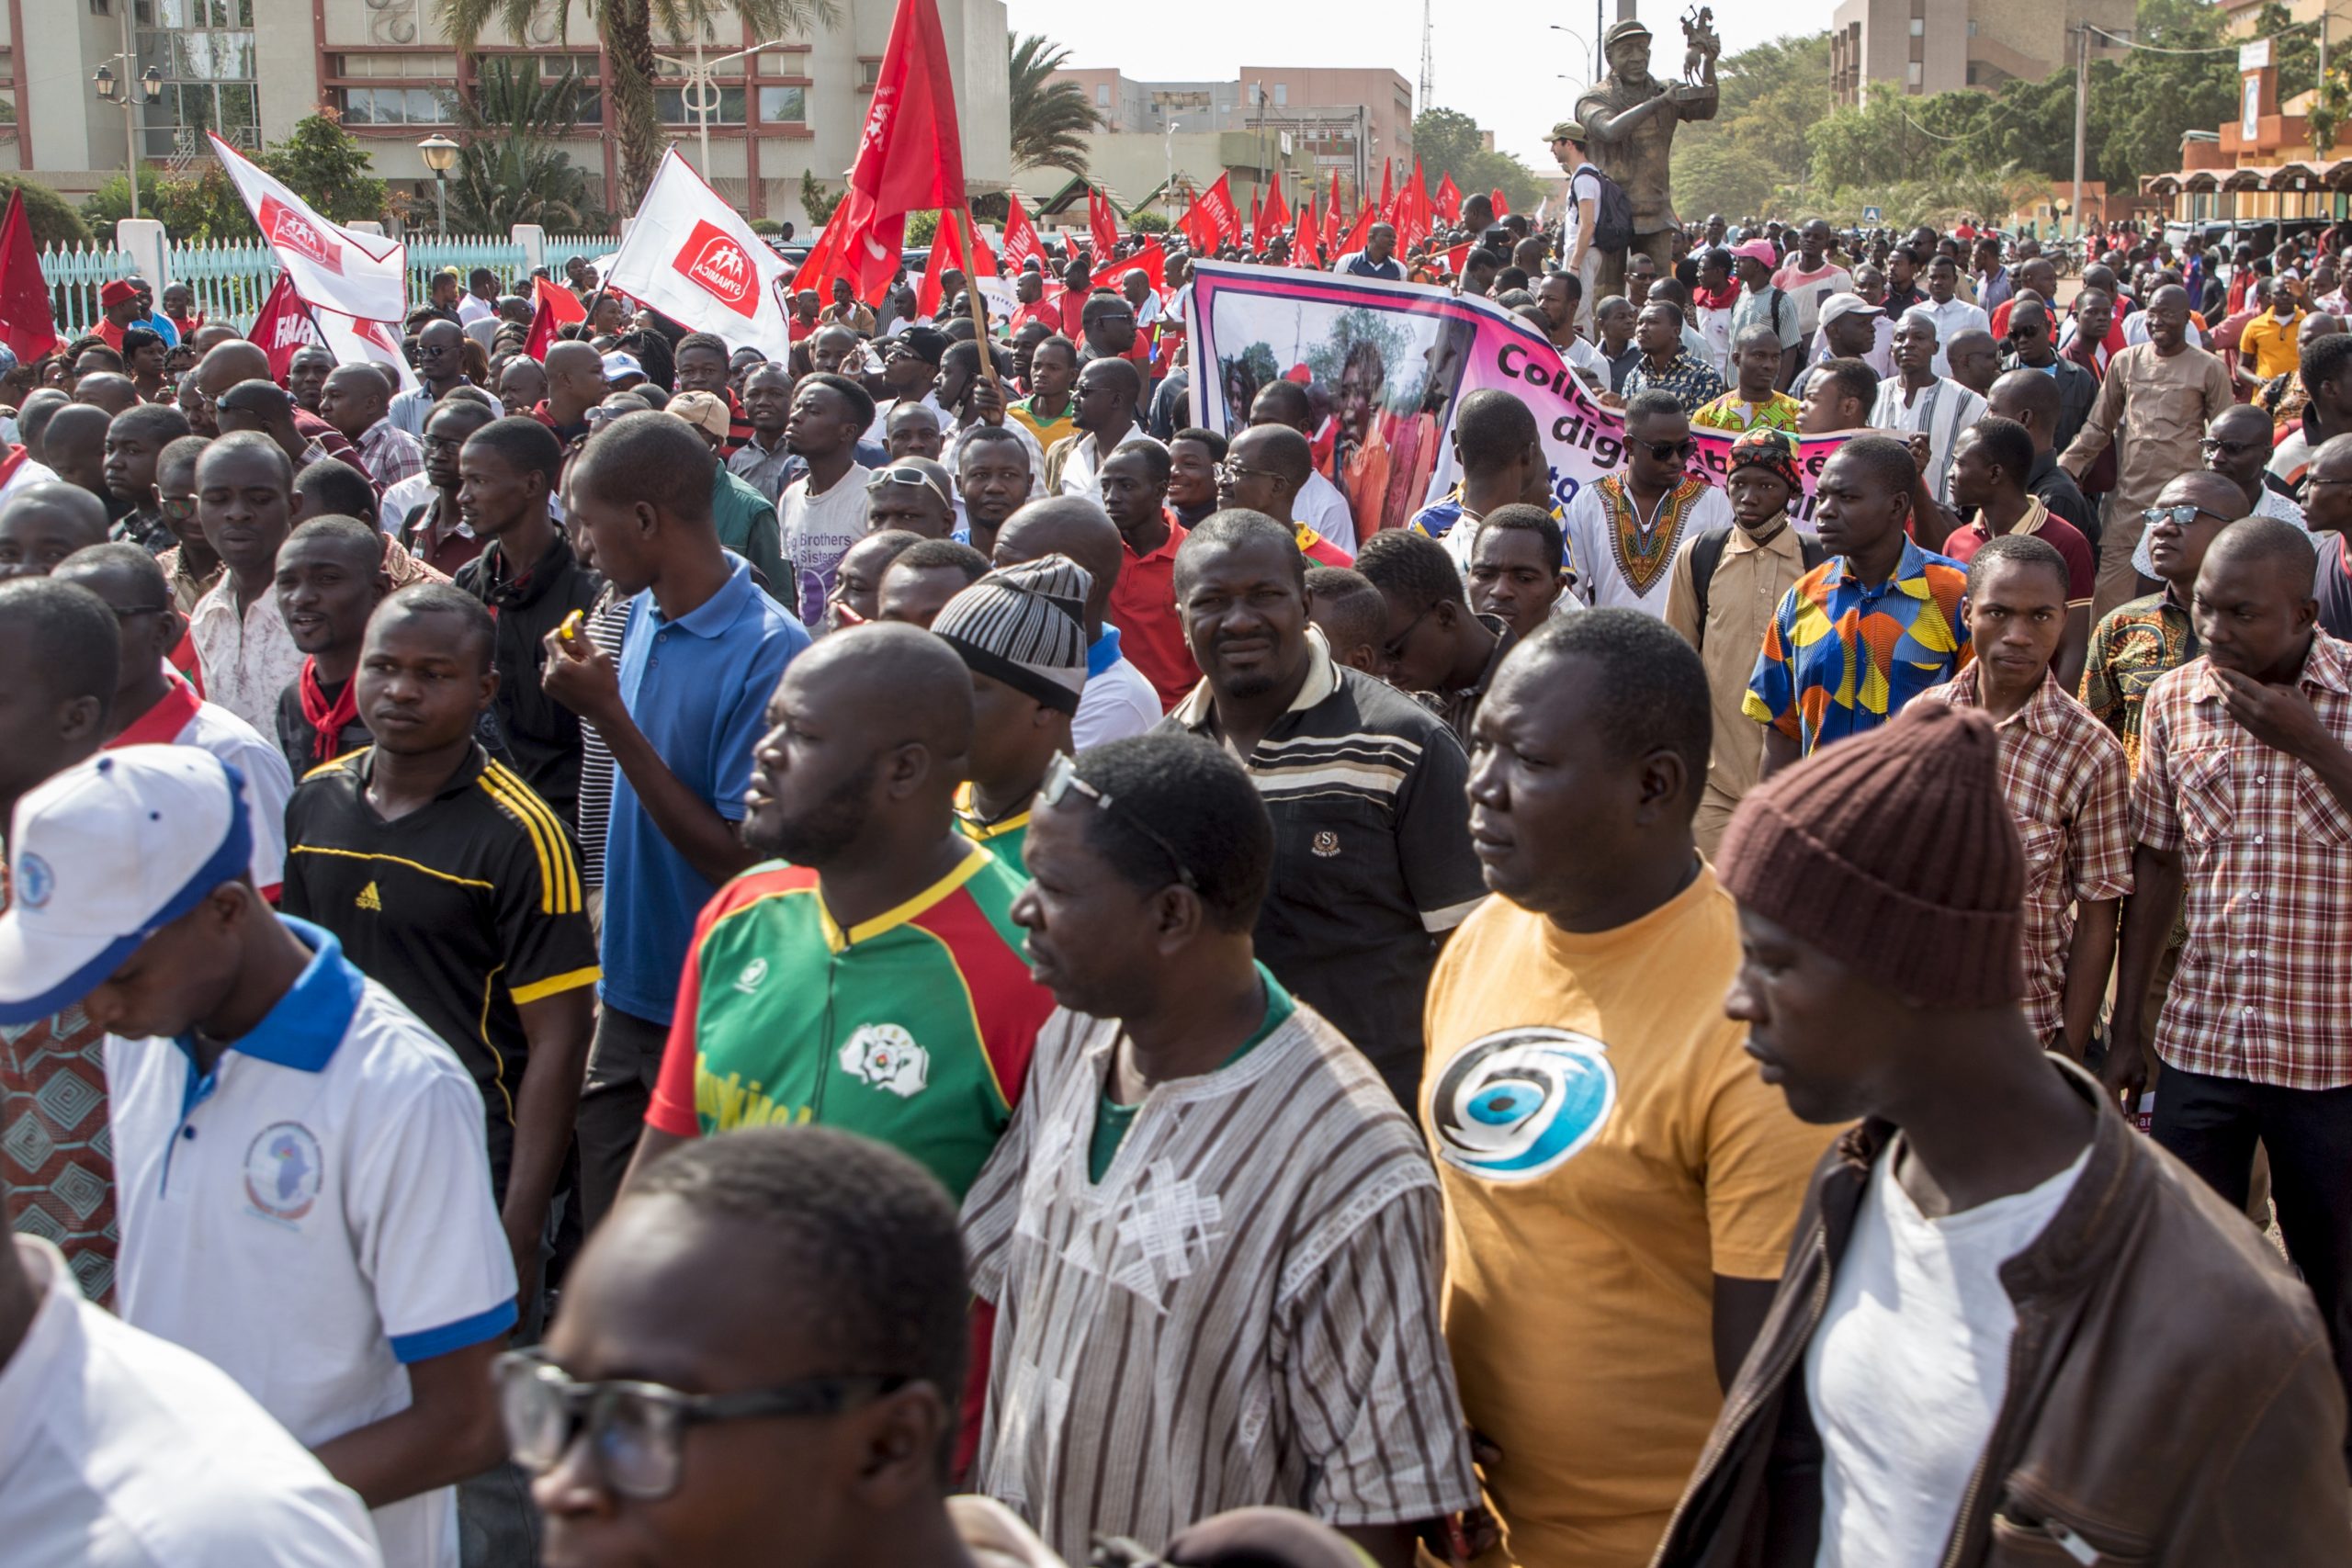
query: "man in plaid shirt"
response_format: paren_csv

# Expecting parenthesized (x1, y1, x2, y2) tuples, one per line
(2109, 517, 2352, 1444)
(319, 363, 424, 496)
(1922, 536, 2132, 1058)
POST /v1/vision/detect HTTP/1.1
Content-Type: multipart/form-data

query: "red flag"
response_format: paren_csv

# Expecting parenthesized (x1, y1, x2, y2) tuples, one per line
(524, 275, 586, 361)
(0, 192, 57, 364)
(1442, 241, 1472, 277)
(915, 213, 957, 320)
(1086, 185, 1120, 260)
(1434, 173, 1462, 224)
(1091, 237, 1165, 292)
(1295, 187, 1320, 266)
(826, 0, 968, 300)
(1001, 192, 1045, 270)
(1248, 188, 1262, 245)
(1196, 173, 1241, 245)
(1179, 184, 1221, 253)
(1374, 161, 1395, 223)
(1490, 186, 1510, 219)
(251, 273, 322, 380)
(1261, 170, 1290, 233)
(1396, 160, 1431, 249)
(1324, 170, 1341, 254)
(1332, 199, 1374, 262)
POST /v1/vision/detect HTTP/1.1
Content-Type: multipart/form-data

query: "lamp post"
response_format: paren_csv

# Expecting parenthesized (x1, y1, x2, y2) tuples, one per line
(417, 133, 458, 233)
(655, 37, 794, 178)
(1165, 119, 1181, 213)
(91, 3, 164, 223)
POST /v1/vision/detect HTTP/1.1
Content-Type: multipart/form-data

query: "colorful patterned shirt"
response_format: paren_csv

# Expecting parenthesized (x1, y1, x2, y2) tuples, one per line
(1564, 474, 1733, 615)
(2130, 636, 2352, 1090)
(1623, 353, 1728, 415)
(1743, 537, 1972, 756)
(644, 844, 1055, 1199)
(1690, 390, 1803, 434)
(2079, 589, 2199, 775)
(1919, 667, 2134, 1038)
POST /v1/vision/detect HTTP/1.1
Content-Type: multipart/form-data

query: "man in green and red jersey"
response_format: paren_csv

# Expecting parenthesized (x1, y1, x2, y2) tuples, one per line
(631, 621, 1055, 1204)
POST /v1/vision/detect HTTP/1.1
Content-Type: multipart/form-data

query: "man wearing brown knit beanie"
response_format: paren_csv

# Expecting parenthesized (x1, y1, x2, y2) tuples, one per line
(1426, 610, 1831, 1568)
(1651, 699, 2350, 1568)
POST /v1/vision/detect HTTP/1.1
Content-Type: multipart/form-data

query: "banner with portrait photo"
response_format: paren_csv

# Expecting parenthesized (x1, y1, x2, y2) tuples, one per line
(1183, 260, 1854, 535)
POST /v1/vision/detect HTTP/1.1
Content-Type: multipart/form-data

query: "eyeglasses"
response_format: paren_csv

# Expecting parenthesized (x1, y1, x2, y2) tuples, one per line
(1638, 438, 1693, 462)
(1216, 460, 1277, 484)
(865, 467, 954, 508)
(2199, 436, 2263, 458)
(493, 1350, 903, 1502)
(2141, 502, 2233, 526)
(1383, 604, 1433, 661)
(1038, 750, 1199, 892)
(157, 494, 197, 521)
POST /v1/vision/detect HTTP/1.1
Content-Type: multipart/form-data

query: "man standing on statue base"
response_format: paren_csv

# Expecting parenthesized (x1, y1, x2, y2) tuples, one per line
(1573, 14, 1718, 304)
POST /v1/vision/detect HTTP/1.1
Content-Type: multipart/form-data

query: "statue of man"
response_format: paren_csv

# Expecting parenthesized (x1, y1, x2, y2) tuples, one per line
(1573, 17, 1717, 299)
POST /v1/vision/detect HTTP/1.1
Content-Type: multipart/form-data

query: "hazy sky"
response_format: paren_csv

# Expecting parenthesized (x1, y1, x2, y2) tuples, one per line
(1006, 0, 1845, 174)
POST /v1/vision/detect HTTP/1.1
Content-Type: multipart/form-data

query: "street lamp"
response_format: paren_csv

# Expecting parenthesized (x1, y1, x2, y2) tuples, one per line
(655, 37, 795, 178)
(417, 133, 458, 233)
(1165, 120, 1181, 212)
(92, 14, 164, 224)
(1550, 21, 1600, 84)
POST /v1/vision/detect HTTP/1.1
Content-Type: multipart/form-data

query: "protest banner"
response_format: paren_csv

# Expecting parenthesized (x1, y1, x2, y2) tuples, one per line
(1183, 259, 1850, 537)
(209, 133, 406, 324)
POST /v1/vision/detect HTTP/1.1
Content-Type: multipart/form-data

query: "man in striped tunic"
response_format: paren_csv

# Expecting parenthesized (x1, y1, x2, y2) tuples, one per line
(962, 733, 1477, 1566)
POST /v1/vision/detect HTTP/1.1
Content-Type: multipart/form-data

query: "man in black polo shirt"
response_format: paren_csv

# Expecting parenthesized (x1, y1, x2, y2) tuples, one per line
(282, 582, 597, 1319)
(453, 416, 603, 829)
(1159, 510, 1485, 1109)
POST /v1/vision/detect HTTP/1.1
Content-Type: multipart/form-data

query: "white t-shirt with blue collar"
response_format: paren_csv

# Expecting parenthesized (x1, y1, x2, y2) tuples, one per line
(106, 916, 517, 1568)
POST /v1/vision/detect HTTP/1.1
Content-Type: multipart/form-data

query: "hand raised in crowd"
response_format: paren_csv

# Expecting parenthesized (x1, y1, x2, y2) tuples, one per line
(970, 373, 1008, 426)
(540, 617, 623, 728)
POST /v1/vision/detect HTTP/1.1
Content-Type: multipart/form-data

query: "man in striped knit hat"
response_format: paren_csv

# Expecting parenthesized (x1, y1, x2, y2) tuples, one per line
(962, 731, 1477, 1566)
(932, 555, 1090, 874)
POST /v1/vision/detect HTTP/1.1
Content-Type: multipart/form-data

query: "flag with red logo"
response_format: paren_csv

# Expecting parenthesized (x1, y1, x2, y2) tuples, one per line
(1434, 173, 1462, 225)
(1195, 173, 1241, 246)
(1091, 237, 1166, 292)
(1261, 171, 1290, 234)
(1490, 186, 1510, 218)
(1001, 192, 1046, 270)
(250, 270, 416, 390)
(1374, 161, 1395, 223)
(826, 0, 968, 301)
(0, 190, 57, 363)
(1086, 185, 1121, 259)
(605, 146, 797, 360)
(209, 131, 406, 323)
(524, 275, 586, 361)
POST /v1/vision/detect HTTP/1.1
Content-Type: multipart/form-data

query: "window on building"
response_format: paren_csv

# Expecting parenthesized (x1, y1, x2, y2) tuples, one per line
(759, 85, 806, 124)
(338, 85, 458, 126)
(655, 85, 744, 124)
(1273, 83, 1286, 105)
(1096, 84, 1110, 106)
(135, 0, 257, 154)
(1909, 17, 1924, 35)
(855, 57, 881, 91)
(1907, 61, 1923, 85)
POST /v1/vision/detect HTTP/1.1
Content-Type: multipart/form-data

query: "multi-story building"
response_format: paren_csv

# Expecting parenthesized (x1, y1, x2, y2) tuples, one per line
(1043, 65, 1413, 216)
(1828, 0, 2135, 103)
(2, 0, 1010, 226)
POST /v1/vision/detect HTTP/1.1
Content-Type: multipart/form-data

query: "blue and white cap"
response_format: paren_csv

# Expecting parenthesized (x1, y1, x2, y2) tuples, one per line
(0, 745, 252, 1024)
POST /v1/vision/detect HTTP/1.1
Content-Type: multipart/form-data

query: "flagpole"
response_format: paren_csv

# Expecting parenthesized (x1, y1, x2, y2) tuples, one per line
(960, 207, 999, 392)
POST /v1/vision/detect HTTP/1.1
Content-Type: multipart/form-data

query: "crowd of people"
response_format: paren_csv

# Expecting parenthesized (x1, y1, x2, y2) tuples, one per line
(0, 174, 2350, 1568)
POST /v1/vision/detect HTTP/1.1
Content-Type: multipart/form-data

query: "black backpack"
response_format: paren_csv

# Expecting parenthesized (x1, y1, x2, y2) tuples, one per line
(1589, 167, 1635, 254)
(1688, 525, 1829, 634)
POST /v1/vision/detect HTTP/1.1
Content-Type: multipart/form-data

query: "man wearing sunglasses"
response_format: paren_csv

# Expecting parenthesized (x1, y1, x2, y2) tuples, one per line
(2130, 406, 2314, 592)
(519, 1126, 994, 1568)
(964, 733, 1476, 1565)
(1563, 389, 1730, 616)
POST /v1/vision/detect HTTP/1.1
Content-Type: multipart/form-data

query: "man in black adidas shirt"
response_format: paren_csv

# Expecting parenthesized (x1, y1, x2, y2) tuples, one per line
(282, 583, 597, 1314)
(1159, 509, 1486, 1110)
(452, 416, 603, 829)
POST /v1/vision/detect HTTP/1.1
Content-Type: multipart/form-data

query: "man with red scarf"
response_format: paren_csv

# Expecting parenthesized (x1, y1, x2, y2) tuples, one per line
(270, 515, 390, 772)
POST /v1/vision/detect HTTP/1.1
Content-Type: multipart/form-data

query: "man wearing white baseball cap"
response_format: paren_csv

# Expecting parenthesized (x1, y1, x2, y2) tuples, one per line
(0, 745, 517, 1568)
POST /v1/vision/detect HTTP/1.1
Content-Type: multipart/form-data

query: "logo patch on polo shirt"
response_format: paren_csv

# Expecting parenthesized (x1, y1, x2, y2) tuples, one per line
(1311, 830, 1340, 858)
(734, 957, 769, 994)
(354, 881, 381, 911)
(243, 1122, 325, 1223)
(839, 1023, 929, 1099)
(1429, 1027, 1616, 1183)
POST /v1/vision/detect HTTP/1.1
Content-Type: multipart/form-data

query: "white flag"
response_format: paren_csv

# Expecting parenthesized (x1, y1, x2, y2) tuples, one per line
(313, 305, 420, 393)
(605, 148, 795, 361)
(209, 132, 407, 324)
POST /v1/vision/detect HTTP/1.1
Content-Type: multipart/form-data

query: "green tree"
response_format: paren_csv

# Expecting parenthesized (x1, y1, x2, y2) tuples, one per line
(5, 175, 95, 245)
(1669, 31, 1833, 219)
(1411, 107, 1544, 214)
(258, 111, 387, 224)
(439, 0, 840, 209)
(80, 166, 255, 241)
(799, 168, 842, 227)
(447, 59, 609, 231)
(1009, 34, 1100, 175)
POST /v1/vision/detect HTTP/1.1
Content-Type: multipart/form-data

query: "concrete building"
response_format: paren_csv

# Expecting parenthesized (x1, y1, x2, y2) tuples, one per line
(1045, 65, 1413, 215)
(1828, 0, 2134, 104)
(1, 0, 1011, 226)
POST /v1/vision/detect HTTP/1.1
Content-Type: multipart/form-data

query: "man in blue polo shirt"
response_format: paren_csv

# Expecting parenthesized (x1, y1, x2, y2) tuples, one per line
(0, 746, 515, 1568)
(1335, 222, 1404, 281)
(541, 411, 810, 1229)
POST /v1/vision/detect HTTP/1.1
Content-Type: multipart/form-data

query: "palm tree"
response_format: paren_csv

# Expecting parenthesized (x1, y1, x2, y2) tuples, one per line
(437, 0, 839, 209)
(447, 60, 611, 231)
(1008, 33, 1099, 175)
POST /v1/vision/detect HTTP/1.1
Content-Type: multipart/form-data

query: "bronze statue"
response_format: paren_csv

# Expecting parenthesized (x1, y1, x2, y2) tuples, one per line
(1681, 7, 1721, 86)
(1571, 16, 1718, 299)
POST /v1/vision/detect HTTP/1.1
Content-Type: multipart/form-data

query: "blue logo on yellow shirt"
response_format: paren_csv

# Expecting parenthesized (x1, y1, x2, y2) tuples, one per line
(1429, 1028, 1616, 1182)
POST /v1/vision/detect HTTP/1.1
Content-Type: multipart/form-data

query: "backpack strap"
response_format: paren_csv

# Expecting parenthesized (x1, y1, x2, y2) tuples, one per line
(1688, 525, 1733, 633)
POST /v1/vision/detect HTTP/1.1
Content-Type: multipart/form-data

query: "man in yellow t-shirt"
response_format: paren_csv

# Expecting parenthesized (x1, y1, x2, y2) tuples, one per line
(1426, 609, 1837, 1568)
(2238, 279, 2306, 385)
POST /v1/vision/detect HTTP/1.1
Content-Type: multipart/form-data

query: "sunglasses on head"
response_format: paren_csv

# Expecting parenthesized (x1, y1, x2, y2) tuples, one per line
(865, 467, 953, 508)
(1039, 751, 1199, 892)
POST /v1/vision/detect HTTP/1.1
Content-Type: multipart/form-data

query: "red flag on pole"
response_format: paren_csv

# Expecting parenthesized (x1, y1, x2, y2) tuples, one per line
(1324, 170, 1342, 255)
(1331, 199, 1374, 263)
(1248, 188, 1262, 246)
(1261, 170, 1290, 233)
(1295, 186, 1320, 266)
(1490, 186, 1510, 218)
(1374, 161, 1395, 223)
(825, 0, 968, 301)
(523, 274, 586, 361)
(1442, 241, 1472, 277)
(0, 192, 58, 364)
(1091, 237, 1166, 292)
(1433, 173, 1462, 225)
(1086, 185, 1120, 259)
(1001, 192, 1046, 270)
(1178, 183, 1220, 253)
(1197, 173, 1241, 245)
(251, 273, 323, 380)
(1396, 160, 1430, 249)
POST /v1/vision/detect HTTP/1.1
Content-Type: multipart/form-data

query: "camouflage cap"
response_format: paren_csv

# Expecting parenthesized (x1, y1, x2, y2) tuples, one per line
(1549, 120, 1588, 143)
